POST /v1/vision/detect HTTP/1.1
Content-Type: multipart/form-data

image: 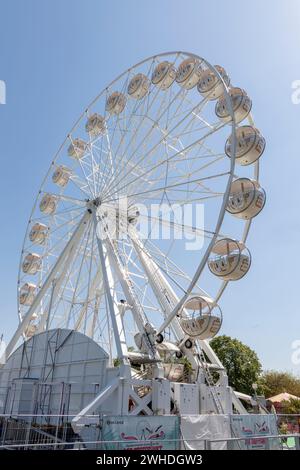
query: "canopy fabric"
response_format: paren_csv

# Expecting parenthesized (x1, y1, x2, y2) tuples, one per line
(268, 392, 299, 403)
(235, 391, 256, 406)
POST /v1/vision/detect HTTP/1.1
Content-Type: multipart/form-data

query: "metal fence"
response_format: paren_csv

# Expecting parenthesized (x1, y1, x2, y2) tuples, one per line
(0, 434, 299, 450)
(277, 414, 300, 434)
(0, 413, 299, 450)
(0, 414, 79, 449)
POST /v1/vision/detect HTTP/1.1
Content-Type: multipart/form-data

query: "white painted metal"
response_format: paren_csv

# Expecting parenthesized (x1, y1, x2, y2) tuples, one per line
(7, 211, 90, 359)
(36, 217, 92, 333)
(17, 52, 243, 343)
(93, 211, 130, 367)
(72, 376, 120, 433)
(7, 52, 265, 425)
(130, 230, 202, 375)
(130, 229, 230, 416)
(100, 228, 163, 377)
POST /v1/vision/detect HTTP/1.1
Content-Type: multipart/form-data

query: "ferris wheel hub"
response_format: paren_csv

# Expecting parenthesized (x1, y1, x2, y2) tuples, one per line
(92, 197, 102, 207)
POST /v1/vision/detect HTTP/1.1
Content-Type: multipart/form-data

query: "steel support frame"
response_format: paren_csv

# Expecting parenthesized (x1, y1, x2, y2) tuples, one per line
(5, 211, 91, 360)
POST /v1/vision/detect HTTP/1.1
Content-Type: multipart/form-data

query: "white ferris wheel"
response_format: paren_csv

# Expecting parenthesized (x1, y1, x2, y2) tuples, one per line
(8, 52, 265, 403)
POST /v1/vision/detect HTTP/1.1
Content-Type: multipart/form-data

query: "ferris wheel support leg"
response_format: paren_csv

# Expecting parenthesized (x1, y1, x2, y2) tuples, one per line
(74, 268, 104, 334)
(99, 231, 163, 378)
(130, 232, 201, 377)
(45, 279, 56, 331)
(5, 211, 91, 360)
(130, 231, 231, 393)
(86, 292, 102, 339)
(93, 213, 130, 369)
(37, 226, 90, 333)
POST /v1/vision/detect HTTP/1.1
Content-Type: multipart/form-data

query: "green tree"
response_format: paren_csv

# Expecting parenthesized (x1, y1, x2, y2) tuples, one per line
(210, 335, 262, 395)
(280, 398, 300, 414)
(260, 370, 300, 398)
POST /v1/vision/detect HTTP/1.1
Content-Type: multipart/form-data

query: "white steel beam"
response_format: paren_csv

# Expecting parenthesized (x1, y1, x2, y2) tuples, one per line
(5, 211, 91, 359)
(74, 266, 104, 333)
(37, 220, 91, 334)
(93, 212, 130, 366)
(102, 235, 163, 372)
(130, 230, 201, 374)
(71, 376, 120, 433)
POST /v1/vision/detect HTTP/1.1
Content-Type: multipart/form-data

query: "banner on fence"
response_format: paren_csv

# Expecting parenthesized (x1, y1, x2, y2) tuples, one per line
(230, 414, 280, 450)
(180, 414, 231, 450)
(101, 415, 180, 450)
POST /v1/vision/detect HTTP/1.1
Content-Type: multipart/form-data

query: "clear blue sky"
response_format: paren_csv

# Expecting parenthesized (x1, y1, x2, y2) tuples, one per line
(1, 0, 300, 373)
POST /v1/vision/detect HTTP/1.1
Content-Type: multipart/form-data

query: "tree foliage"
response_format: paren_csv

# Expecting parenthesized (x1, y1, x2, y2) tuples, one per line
(280, 398, 300, 414)
(210, 335, 262, 395)
(260, 370, 300, 398)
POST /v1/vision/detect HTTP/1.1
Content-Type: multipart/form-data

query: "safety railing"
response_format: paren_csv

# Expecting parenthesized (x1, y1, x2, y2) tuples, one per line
(0, 433, 299, 450)
(276, 414, 300, 434)
(0, 413, 299, 450)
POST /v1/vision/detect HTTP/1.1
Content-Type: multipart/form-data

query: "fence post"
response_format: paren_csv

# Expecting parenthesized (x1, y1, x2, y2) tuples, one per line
(204, 439, 211, 450)
(226, 439, 235, 450)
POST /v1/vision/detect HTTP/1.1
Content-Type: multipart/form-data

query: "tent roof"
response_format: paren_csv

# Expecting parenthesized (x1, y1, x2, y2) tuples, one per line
(268, 392, 299, 403)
